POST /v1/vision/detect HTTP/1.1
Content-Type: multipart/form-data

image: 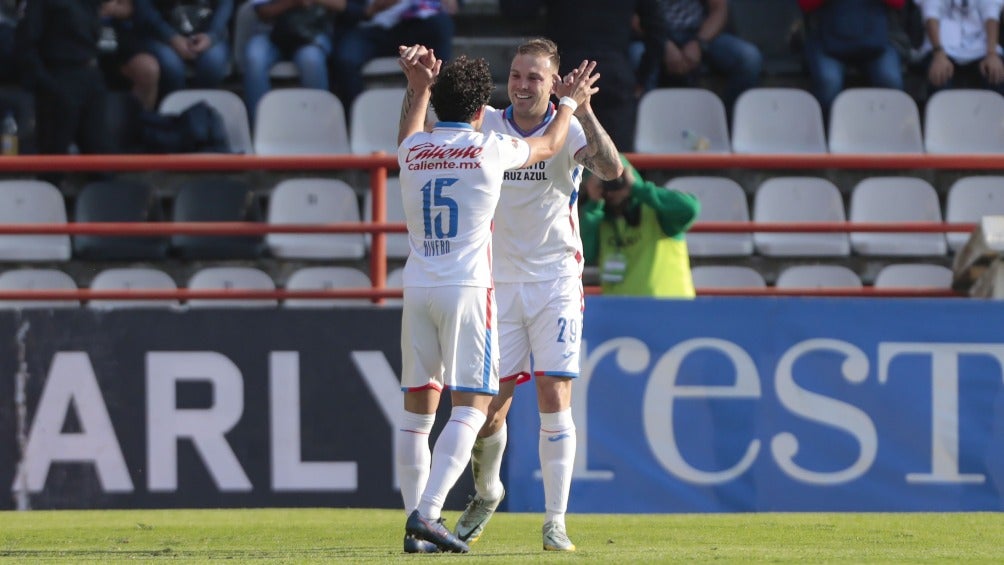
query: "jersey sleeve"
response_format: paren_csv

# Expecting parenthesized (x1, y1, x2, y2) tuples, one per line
(567, 116, 588, 158)
(491, 132, 532, 170)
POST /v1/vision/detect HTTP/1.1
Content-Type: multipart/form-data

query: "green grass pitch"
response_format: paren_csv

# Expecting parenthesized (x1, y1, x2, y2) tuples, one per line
(0, 509, 1002, 563)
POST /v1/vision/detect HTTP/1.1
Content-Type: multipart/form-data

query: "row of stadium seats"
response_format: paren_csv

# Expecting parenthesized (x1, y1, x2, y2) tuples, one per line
(693, 263, 954, 290)
(683, 175, 1002, 257)
(0, 261, 952, 310)
(636, 87, 1004, 155)
(174, 85, 1004, 157)
(161, 86, 423, 156)
(0, 177, 401, 262)
(0, 265, 403, 309)
(1, 172, 992, 262)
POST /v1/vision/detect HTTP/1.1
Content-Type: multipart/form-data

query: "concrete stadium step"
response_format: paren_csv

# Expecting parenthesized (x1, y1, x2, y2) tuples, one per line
(453, 36, 522, 82)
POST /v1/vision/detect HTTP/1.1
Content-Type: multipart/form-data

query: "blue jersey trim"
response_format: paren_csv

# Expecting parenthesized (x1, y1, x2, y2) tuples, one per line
(538, 371, 579, 379)
(452, 385, 499, 395)
(435, 121, 474, 130)
(504, 103, 555, 137)
(482, 328, 493, 389)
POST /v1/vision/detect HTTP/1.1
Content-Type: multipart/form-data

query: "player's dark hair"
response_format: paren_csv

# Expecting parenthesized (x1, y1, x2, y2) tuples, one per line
(431, 55, 494, 123)
(515, 37, 560, 71)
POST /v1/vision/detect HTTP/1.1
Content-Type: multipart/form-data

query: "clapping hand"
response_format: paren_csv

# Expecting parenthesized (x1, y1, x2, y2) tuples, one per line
(555, 59, 599, 110)
(398, 44, 441, 90)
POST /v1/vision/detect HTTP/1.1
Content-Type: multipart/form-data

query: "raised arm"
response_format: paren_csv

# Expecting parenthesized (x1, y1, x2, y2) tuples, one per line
(397, 44, 441, 145)
(522, 59, 599, 168)
(569, 62, 623, 181)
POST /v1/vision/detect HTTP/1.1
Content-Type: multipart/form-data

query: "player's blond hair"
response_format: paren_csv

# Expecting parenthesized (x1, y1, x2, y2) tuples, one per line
(515, 37, 560, 70)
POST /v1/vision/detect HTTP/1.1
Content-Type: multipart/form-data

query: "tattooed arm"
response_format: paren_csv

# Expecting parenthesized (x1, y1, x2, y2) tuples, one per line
(565, 63, 622, 180)
(574, 107, 623, 181)
(397, 44, 440, 145)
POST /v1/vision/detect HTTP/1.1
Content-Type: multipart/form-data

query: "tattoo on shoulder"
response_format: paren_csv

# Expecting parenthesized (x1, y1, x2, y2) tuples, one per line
(399, 87, 414, 127)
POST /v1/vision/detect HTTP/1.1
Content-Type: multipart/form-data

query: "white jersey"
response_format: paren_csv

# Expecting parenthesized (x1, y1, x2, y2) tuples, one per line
(919, 0, 1004, 63)
(481, 104, 588, 283)
(398, 122, 531, 288)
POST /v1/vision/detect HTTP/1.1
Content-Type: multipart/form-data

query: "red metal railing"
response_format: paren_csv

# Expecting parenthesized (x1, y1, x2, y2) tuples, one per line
(0, 152, 988, 301)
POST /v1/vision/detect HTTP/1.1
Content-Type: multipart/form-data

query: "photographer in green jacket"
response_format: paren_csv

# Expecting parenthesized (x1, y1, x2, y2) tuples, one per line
(580, 154, 700, 297)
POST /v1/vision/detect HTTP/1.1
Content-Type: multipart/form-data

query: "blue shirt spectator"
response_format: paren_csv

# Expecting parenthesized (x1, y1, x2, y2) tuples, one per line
(331, 0, 457, 114)
(644, 0, 762, 109)
(135, 0, 233, 95)
(800, 0, 906, 115)
(242, 0, 344, 122)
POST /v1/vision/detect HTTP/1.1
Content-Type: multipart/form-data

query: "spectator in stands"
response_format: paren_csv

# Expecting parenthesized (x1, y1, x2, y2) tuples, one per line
(331, 0, 457, 114)
(642, 0, 762, 109)
(499, 0, 669, 152)
(917, 0, 1004, 94)
(799, 0, 906, 115)
(99, 0, 161, 111)
(243, 0, 345, 122)
(16, 0, 112, 154)
(580, 154, 700, 298)
(0, 1, 21, 83)
(135, 0, 233, 96)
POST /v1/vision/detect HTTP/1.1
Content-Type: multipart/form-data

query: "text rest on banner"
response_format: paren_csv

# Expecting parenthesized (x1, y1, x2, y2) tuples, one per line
(505, 297, 1004, 513)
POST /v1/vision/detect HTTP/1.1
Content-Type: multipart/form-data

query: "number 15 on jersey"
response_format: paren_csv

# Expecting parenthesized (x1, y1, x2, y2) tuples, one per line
(422, 177, 458, 256)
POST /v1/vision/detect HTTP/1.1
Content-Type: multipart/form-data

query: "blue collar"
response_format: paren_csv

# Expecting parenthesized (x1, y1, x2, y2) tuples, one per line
(434, 121, 474, 130)
(504, 102, 555, 137)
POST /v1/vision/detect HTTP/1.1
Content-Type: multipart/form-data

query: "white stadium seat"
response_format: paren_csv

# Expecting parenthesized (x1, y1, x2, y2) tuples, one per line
(254, 88, 350, 155)
(776, 265, 862, 289)
(753, 177, 850, 256)
(691, 265, 766, 289)
(266, 178, 366, 260)
(828, 88, 923, 154)
(732, 88, 827, 153)
(0, 180, 71, 261)
(635, 88, 730, 153)
(849, 177, 947, 256)
(159, 89, 254, 154)
(87, 267, 180, 309)
(284, 266, 373, 308)
(0, 268, 78, 309)
(187, 266, 277, 308)
(668, 177, 752, 256)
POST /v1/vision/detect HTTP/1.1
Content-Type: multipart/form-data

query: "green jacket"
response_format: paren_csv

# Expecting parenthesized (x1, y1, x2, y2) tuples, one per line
(581, 170, 700, 297)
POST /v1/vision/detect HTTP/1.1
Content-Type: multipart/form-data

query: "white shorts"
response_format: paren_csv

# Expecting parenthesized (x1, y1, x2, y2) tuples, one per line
(496, 277, 583, 382)
(400, 285, 499, 394)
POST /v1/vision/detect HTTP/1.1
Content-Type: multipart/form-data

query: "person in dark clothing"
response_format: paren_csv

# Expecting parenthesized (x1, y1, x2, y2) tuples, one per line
(134, 0, 233, 95)
(0, 1, 22, 83)
(499, 0, 669, 152)
(799, 0, 905, 114)
(99, 0, 160, 111)
(16, 0, 112, 155)
(331, 0, 457, 116)
(646, 0, 762, 109)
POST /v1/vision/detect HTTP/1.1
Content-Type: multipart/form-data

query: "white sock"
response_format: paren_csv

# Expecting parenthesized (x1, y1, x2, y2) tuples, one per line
(539, 408, 575, 526)
(418, 406, 487, 520)
(396, 411, 435, 516)
(472, 422, 507, 501)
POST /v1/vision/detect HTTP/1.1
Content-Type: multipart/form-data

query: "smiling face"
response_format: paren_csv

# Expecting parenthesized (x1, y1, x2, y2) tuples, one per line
(507, 52, 559, 126)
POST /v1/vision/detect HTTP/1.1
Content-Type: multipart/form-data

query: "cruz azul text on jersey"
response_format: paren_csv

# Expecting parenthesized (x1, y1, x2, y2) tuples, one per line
(503, 160, 547, 182)
(403, 143, 484, 171)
